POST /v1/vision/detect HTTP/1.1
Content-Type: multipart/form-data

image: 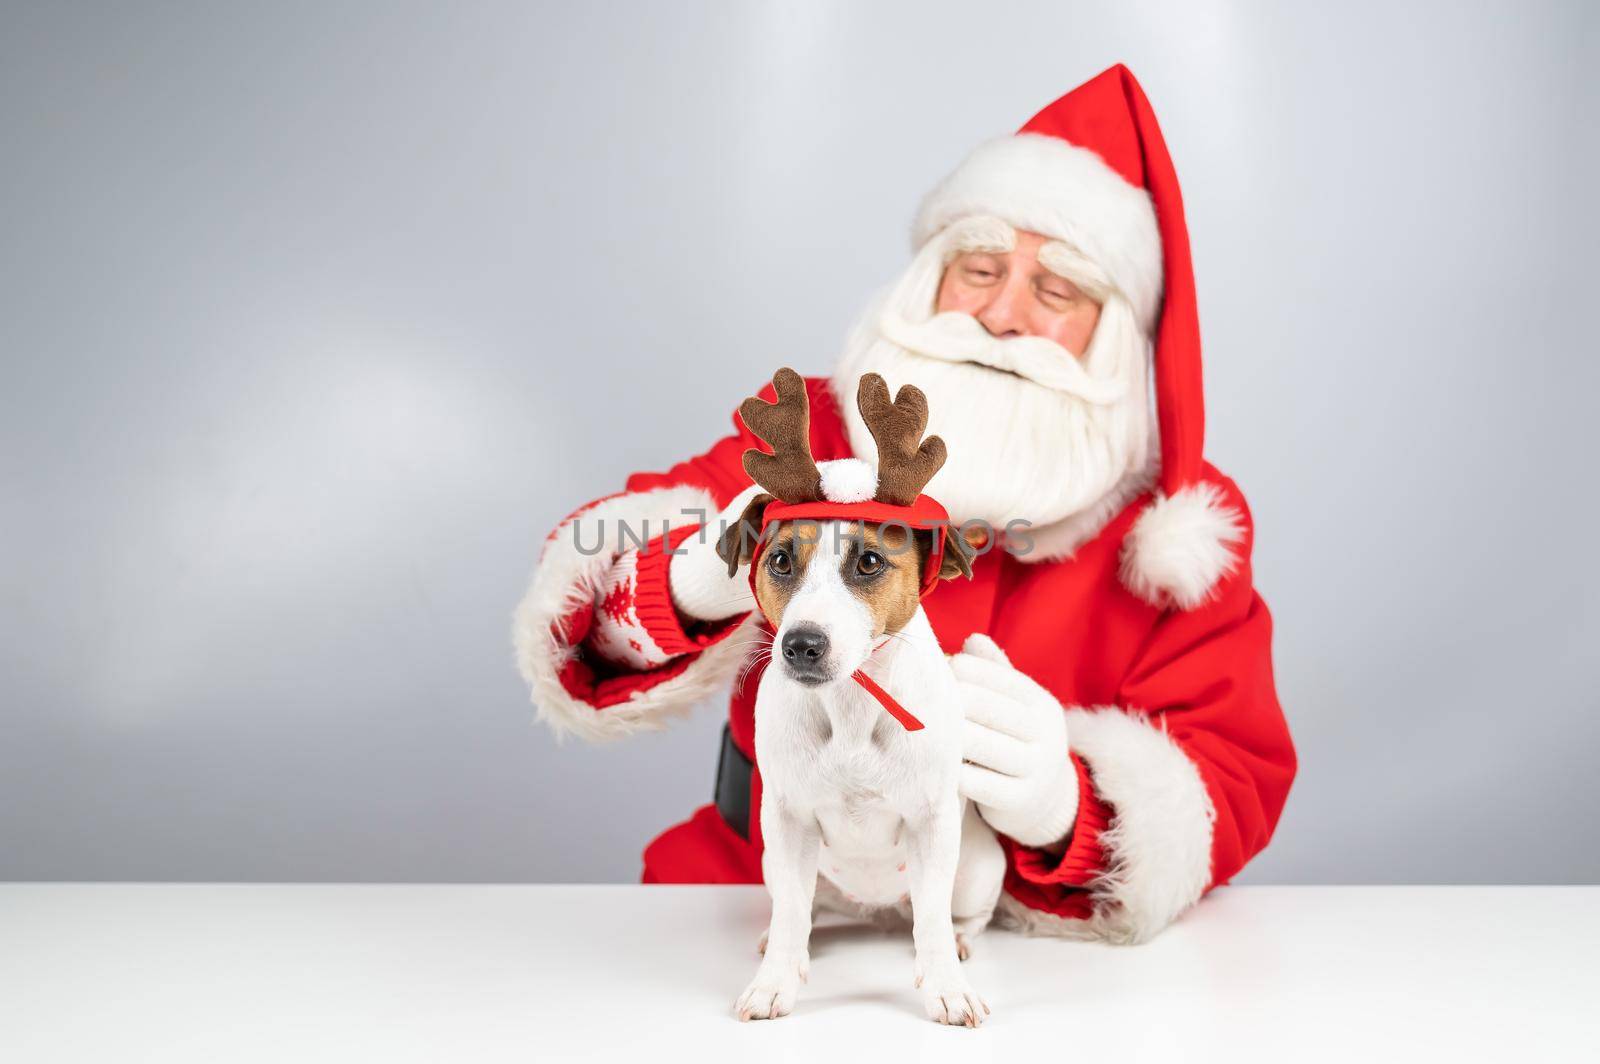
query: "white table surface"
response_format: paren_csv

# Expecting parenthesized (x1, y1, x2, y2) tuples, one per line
(1, 884, 1596, 1062)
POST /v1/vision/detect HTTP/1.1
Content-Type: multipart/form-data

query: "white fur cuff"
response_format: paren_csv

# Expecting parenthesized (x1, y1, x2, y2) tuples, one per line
(511, 485, 751, 743)
(999, 707, 1215, 944)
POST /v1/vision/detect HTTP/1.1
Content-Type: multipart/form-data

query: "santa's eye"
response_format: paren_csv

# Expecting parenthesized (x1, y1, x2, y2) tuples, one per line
(957, 253, 1003, 283)
(767, 549, 792, 576)
(1037, 276, 1083, 307)
(857, 551, 885, 576)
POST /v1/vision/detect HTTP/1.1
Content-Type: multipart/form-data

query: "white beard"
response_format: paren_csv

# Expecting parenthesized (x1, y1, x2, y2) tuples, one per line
(832, 224, 1157, 547)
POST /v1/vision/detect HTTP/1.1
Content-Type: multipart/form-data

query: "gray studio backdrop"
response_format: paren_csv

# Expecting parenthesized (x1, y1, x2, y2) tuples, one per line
(2, 1, 1596, 884)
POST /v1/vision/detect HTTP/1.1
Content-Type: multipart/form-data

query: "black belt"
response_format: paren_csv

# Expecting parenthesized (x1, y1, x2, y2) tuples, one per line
(713, 723, 753, 840)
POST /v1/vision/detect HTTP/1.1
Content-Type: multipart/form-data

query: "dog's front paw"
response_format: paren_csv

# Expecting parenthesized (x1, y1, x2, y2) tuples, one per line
(917, 965, 989, 1028)
(735, 955, 808, 1021)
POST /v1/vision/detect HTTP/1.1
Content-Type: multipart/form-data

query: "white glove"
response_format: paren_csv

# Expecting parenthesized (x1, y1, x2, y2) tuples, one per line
(954, 633, 1079, 848)
(668, 484, 762, 622)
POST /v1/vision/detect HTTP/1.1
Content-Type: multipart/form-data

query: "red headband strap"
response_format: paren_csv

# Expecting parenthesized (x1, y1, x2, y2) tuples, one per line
(759, 495, 949, 531)
(754, 494, 951, 599)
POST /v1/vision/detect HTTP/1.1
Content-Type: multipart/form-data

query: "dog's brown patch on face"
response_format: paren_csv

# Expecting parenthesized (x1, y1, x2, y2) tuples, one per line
(753, 520, 938, 637)
(843, 523, 926, 636)
(752, 520, 821, 628)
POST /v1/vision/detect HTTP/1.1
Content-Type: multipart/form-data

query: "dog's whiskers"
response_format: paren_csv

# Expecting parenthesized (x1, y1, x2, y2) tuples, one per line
(733, 642, 775, 694)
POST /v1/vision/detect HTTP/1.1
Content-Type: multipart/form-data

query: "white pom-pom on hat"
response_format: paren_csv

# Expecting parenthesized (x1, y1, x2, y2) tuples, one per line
(1118, 482, 1245, 611)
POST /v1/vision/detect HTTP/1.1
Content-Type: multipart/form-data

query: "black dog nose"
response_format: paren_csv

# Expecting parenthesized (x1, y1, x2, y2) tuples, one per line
(781, 625, 830, 665)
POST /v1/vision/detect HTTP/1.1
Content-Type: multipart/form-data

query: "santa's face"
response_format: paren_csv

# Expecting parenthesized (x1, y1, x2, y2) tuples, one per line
(935, 229, 1102, 357)
(833, 216, 1154, 538)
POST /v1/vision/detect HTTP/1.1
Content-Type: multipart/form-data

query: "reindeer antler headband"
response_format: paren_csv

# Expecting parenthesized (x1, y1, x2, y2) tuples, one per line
(718, 367, 965, 598)
(717, 368, 972, 733)
(736, 366, 948, 508)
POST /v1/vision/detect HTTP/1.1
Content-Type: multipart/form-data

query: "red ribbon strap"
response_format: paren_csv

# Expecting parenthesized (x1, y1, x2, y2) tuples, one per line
(849, 668, 925, 732)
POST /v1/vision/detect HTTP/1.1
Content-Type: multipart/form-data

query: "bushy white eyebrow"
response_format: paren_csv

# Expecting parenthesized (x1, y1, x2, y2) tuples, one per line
(1038, 239, 1114, 302)
(936, 215, 1116, 305)
(940, 215, 1016, 260)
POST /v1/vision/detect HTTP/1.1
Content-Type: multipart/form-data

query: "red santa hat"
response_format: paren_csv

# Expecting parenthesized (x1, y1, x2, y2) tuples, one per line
(913, 64, 1243, 610)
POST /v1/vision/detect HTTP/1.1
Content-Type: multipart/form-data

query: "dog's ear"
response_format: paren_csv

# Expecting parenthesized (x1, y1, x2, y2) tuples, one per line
(715, 492, 776, 578)
(938, 524, 975, 581)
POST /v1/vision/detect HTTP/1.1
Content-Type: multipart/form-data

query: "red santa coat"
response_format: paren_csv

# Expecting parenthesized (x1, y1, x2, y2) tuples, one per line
(515, 373, 1295, 943)
(512, 65, 1297, 943)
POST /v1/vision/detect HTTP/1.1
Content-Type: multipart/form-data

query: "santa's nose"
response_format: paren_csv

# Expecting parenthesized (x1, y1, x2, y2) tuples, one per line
(976, 284, 1027, 338)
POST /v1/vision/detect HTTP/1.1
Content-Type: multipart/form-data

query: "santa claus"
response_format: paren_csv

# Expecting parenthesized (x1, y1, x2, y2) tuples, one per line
(512, 64, 1296, 944)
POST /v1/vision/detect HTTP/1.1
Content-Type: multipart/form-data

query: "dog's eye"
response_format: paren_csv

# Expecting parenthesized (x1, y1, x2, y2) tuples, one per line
(857, 550, 885, 576)
(768, 549, 792, 576)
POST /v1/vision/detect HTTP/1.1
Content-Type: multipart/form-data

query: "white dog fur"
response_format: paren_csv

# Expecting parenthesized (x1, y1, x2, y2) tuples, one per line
(735, 518, 1005, 1027)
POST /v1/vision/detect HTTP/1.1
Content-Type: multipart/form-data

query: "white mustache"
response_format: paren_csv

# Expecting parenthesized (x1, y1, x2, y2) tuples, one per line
(877, 310, 1128, 406)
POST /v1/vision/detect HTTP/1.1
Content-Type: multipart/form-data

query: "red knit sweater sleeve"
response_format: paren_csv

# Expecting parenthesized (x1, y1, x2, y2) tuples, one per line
(996, 753, 1115, 920)
(538, 377, 850, 711)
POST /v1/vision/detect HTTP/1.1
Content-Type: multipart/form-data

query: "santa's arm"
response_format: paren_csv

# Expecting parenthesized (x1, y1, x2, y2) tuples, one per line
(511, 402, 766, 743)
(997, 481, 1298, 944)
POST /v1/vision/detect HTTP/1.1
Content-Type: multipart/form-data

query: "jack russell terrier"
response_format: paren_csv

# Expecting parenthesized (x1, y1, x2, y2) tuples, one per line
(716, 368, 1005, 1027)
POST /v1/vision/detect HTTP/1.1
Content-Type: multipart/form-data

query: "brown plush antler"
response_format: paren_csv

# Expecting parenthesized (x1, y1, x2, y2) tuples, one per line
(857, 373, 947, 505)
(739, 367, 823, 503)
